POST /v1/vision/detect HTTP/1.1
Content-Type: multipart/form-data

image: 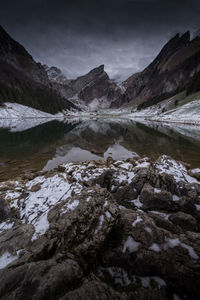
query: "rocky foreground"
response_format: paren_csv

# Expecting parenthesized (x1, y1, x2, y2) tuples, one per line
(0, 155, 200, 299)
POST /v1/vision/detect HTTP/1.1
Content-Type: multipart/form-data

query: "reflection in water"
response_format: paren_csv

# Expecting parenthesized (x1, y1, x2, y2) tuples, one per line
(0, 118, 200, 181)
(44, 144, 135, 171)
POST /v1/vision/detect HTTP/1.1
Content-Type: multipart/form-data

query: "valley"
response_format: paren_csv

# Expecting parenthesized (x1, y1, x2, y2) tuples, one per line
(0, 24, 200, 300)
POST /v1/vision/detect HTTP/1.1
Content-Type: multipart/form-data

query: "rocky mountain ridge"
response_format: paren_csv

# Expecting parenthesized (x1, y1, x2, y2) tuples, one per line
(117, 31, 200, 109)
(0, 25, 200, 113)
(0, 25, 76, 114)
(0, 24, 122, 113)
(45, 64, 122, 110)
(44, 30, 200, 111)
(0, 26, 49, 85)
(43, 65, 69, 85)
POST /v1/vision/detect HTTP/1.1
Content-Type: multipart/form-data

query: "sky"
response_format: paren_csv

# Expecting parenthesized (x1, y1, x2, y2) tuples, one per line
(0, 0, 200, 81)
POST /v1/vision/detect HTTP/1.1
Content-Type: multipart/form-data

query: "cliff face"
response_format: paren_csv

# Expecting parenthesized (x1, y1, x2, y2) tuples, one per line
(0, 25, 49, 85)
(113, 32, 200, 109)
(47, 65, 123, 110)
(0, 26, 75, 114)
(0, 25, 121, 112)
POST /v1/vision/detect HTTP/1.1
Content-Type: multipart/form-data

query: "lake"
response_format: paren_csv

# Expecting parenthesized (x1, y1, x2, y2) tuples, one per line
(0, 118, 200, 181)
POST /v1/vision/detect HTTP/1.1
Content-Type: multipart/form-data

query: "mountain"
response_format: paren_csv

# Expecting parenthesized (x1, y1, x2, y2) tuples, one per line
(113, 31, 200, 109)
(1, 25, 200, 114)
(193, 29, 200, 38)
(46, 64, 122, 110)
(43, 65, 69, 85)
(0, 25, 75, 114)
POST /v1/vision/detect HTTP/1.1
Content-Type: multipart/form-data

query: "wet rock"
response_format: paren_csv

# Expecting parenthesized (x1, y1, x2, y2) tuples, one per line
(169, 212, 198, 232)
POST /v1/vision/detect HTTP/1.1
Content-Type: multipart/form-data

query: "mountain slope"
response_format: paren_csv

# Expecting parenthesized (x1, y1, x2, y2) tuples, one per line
(0, 25, 75, 114)
(115, 31, 200, 109)
(46, 64, 122, 110)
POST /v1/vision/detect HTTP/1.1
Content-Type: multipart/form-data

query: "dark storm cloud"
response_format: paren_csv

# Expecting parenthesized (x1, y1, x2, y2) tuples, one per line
(0, 0, 200, 80)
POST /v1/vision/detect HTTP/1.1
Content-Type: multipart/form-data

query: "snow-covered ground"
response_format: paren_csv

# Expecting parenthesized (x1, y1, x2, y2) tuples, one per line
(0, 102, 72, 131)
(0, 97, 200, 131)
(97, 99, 200, 126)
(148, 100, 200, 125)
(0, 103, 57, 131)
(0, 103, 54, 119)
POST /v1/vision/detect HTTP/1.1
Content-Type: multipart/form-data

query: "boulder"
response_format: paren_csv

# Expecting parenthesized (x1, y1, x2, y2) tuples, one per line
(46, 187, 119, 258)
(61, 277, 125, 300)
(0, 258, 82, 300)
(140, 183, 172, 211)
(169, 212, 198, 232)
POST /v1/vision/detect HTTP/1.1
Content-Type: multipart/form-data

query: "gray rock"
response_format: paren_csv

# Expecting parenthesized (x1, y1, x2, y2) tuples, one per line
(169, 212, 198, 232)
(0, 156, 200, 299)
(149, 213, 179, 234)
(140, 183, 172, 211)
(61, 277, 125, 300)
(46, 187, 119, 258)
(0, 197, 9, 222)
(0, 224, 34, 258)
(0, 258, 82, 300)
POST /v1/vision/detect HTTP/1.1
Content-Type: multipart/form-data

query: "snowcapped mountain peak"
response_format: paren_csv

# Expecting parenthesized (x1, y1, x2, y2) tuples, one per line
(43, 64, 69, 85)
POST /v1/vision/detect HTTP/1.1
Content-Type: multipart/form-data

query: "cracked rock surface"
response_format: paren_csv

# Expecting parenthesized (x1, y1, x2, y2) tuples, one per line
(0, 155, 200, 299)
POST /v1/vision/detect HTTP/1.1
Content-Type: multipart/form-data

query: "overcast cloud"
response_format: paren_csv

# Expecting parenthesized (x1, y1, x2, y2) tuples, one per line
(0, 0, 200, 81)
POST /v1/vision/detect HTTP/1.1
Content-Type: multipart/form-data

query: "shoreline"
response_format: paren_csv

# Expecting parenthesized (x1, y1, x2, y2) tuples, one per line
(1, 101, 200, 127)
(1, 114, 200, 127)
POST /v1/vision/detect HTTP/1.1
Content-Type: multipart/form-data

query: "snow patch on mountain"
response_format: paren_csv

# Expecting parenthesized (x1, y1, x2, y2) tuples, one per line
(146, 100, 200, 125)
(0, 102, 54, 119)
(101, 98, 200, 126)
(0, 102, 61, 132)
(43, 65, 69, 85)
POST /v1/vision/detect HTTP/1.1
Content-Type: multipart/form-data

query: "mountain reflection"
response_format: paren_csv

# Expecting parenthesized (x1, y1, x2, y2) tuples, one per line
(0, 118, 200, 181)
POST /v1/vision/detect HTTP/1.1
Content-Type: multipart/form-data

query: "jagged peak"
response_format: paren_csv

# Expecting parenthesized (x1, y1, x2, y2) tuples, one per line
(90, 64, 105, 74)
(179, 30, 190, 42)
(160, 31, 190, 54)
(145, 30, 192, 73)
(97, 64, 104, 71)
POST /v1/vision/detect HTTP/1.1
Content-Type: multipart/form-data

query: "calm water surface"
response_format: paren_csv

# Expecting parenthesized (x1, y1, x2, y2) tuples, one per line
(0, 118, 200, 181)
